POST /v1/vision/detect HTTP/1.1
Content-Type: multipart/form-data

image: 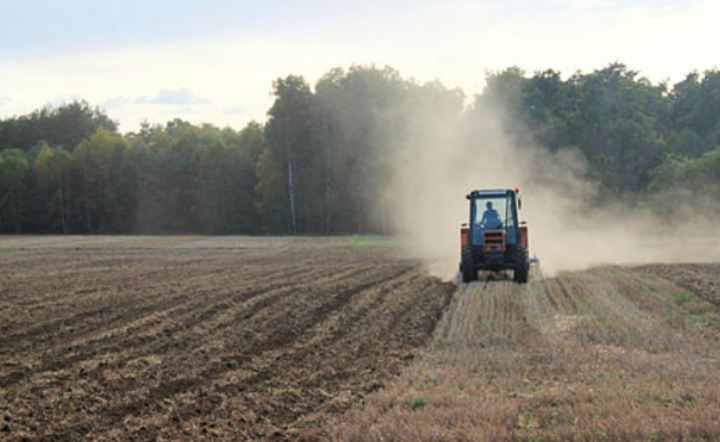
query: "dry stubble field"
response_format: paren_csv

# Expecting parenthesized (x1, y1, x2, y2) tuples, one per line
(2, 236, 720, 442)
(332, 265, 720, 441)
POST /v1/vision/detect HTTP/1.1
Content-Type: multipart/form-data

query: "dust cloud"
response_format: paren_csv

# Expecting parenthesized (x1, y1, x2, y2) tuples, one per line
(386, 96, 720, 279)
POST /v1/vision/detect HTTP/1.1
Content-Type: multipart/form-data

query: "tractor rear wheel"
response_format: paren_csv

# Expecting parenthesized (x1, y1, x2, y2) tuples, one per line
(513, 245, 529, 284)
(461, 247, 477, 283)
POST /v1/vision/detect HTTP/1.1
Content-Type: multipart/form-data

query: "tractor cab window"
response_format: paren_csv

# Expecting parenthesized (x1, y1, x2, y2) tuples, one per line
(472, 195, 516, 245)
(476, 197, 506, 229)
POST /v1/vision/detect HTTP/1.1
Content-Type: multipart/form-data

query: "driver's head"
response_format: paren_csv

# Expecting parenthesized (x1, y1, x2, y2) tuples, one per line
(486, 202, 493, 210)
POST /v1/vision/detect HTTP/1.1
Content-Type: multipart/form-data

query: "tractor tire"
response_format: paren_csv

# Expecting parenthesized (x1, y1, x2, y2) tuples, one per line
(513, 245, 530, 284)
(461, 247, 477, 283)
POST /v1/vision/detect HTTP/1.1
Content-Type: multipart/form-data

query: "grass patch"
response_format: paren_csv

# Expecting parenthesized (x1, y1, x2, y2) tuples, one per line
(689, 312, 715, 328)
(342, 235, 397, 249)
(0, 248, 21, 254)
(663, 291, 717, 329)
(410, 397, 426, 409)
(630, 277, 717, 329)
(603, 265, 626, 276)
(674, 291, 694, 308)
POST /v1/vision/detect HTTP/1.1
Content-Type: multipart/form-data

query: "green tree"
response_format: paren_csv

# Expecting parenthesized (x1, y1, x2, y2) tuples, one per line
(314, 66, 409, 233)
(255, 148, 286, 233)
(477, 66, 528, 118)
(646, 147, 720, 219)
(0, 148, 30, 233)
(670, 70, 720, 152)
(522, 69, 572, 150)
(33, 143, 72, 233)
(569, 63, 670, 195)
(71, 127, 127, 232)
(0, 100, 116, 152)
(266, 75, 318, 234)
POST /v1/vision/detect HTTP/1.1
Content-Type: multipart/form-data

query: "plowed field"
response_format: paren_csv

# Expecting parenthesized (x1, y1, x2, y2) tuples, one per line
(0, 237, 454, 441)
(332, 265, 720, 442)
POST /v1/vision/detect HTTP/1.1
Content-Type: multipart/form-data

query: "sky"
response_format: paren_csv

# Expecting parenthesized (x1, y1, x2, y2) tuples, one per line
(1, 0, 719, 132)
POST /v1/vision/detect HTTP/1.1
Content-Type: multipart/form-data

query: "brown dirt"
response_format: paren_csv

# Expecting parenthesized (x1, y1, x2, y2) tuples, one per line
(638, 263, 720, 307)
(330, 265, 720, 442)
(0, 236, 454, 442)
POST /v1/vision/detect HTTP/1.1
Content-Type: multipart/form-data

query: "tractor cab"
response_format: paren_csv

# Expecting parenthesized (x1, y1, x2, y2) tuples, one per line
(470, 190, 520, 249)
(460, 188, 530, 283)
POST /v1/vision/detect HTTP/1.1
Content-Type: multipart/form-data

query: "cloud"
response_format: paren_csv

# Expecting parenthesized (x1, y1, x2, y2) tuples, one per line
(223, 104, 245, 115)
(46, 95, 83, 108)
(0, 96, 11, 107)
(136, 88, 209, 105)
(161, 106, 202, 115)
(101, 96, 132, 109)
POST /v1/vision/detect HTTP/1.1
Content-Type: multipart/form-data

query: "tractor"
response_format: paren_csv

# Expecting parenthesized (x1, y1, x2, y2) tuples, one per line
(460, 188, 530, 283)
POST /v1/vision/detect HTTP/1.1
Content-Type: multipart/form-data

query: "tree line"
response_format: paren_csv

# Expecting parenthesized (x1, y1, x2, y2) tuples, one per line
(1, 63, 720, 234)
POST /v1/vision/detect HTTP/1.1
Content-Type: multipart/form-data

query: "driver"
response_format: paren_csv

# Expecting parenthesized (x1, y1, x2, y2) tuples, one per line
(480, 202, 502, 229)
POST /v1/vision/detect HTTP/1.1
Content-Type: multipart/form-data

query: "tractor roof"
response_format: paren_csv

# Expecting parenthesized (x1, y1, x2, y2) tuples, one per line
(467, 189, 516, 199)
